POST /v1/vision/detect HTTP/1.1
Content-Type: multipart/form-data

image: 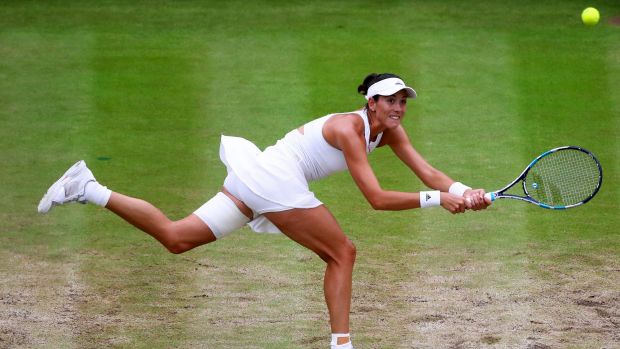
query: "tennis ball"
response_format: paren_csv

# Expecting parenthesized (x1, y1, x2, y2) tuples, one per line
(581, 7, 600, 26)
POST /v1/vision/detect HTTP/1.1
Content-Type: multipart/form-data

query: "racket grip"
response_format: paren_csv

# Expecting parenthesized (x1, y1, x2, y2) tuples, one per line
(484, 192, 496, 202)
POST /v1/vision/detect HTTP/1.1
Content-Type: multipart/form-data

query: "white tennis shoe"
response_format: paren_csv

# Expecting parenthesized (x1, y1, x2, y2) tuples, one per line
(37, 160, 95, 213)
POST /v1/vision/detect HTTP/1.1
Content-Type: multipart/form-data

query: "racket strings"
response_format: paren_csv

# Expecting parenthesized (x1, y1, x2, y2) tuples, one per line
(525, 149, 600, 206)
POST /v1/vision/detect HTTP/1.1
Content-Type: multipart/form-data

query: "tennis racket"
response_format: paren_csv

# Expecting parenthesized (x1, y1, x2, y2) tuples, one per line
(485, 146, 602, 209)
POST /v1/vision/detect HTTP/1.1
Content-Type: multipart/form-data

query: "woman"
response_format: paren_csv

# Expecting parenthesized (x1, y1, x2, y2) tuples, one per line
(38, 73, 490, 349)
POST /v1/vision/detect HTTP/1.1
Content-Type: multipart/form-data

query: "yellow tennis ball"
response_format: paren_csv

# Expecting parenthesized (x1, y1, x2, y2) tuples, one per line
(581, 7, 600, 26)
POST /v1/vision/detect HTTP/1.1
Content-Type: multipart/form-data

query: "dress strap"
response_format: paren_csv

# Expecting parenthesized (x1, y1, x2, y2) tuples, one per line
(355, 109, 383, 153)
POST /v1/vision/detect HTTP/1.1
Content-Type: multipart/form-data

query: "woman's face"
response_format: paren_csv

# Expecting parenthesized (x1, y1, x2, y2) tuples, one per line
(371, 90, 408, 129)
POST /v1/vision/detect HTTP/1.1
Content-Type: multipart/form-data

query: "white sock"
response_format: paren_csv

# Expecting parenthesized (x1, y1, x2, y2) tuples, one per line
(331, 333, 353, 349)
(84, 181, 112, 207)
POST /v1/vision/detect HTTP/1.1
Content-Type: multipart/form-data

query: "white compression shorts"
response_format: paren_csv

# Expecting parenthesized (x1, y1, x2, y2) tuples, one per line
(194, 172, 295, 236)
(223, 172, 292, 234)
(223, 172, 295, 215)
(193, 192, 250, 239)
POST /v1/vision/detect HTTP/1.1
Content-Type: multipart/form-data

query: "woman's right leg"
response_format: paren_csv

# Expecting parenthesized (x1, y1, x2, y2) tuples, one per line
(37, 160, 251, 254)
(105, 192, 217, 254)
(105, 188, 253, 254)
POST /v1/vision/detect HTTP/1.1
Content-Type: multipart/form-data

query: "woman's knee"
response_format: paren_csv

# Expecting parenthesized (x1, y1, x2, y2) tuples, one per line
(343, 238, 357, 263)
(162, 214, 220, 254)
(324, 238, 356, 266)
(158, 223, 188, 254)
(166, 243, 187, 255)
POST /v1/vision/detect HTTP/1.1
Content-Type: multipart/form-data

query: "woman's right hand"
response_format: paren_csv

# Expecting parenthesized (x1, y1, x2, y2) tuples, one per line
(440, 192, 467, 214)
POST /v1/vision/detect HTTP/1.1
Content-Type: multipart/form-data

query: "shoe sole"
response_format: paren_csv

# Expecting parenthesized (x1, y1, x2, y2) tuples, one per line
(37, 160, 85, 214)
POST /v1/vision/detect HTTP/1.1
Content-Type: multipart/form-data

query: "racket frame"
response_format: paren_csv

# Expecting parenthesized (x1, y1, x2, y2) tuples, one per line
(487, 146, 602, 209)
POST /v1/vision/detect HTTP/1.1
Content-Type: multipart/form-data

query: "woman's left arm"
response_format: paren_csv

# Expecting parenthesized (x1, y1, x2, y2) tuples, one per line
(383, 126, 453, 190)
(383, 126, 490, 210)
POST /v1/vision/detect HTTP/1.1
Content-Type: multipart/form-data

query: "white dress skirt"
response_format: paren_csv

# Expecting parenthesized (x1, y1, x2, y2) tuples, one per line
(218, 109, 381, 234)
(219, 132, 323, 234)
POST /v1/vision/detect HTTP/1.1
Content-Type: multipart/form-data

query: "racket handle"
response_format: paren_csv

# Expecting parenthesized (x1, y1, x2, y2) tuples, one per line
(484, 192, 497, 202)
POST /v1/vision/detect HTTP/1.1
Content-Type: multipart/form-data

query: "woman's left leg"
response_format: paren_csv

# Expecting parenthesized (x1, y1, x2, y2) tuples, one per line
(264, 206, 356, 347)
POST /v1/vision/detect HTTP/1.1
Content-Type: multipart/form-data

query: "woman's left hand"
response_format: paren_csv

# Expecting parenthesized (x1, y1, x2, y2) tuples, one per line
(464, 189, 491, 211)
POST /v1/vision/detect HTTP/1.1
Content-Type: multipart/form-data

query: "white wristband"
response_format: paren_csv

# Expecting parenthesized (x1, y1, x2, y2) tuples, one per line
(448, 182, 471, 197)
(420, 191, 441, 208)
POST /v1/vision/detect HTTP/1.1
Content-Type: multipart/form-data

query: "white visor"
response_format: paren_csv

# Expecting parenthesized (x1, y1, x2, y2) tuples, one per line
(365, 77, 417, 100)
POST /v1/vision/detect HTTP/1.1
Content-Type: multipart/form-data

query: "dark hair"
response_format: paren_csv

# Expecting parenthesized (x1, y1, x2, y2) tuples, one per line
(357, 73, 402, 102)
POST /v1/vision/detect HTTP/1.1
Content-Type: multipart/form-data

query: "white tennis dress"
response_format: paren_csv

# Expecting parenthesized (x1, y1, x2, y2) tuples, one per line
(220, 109, 383, 233)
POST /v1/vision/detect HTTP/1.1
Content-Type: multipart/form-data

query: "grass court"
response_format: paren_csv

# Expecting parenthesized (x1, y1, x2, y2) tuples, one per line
(1, 1, 619, 348)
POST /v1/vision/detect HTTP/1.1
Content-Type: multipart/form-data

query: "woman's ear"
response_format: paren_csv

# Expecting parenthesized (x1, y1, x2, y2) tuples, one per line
(368, 97, 377, 112)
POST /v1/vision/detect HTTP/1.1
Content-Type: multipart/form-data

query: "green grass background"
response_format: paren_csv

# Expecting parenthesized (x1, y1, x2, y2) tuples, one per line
(1, 0, 618, 348)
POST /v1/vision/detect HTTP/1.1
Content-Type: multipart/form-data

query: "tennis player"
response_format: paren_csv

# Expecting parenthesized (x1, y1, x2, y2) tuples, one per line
(38, 73, 490, 349)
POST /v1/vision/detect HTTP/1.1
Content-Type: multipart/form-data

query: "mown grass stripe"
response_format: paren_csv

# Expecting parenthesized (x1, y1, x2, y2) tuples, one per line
(510, 17, 620, 346)
(72, 30, 214, 347)
(0, 30, 97, 347)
